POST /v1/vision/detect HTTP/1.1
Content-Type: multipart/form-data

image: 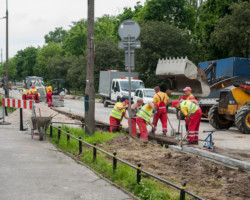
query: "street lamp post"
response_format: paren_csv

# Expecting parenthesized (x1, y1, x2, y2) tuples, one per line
(5, 0, 9, 98)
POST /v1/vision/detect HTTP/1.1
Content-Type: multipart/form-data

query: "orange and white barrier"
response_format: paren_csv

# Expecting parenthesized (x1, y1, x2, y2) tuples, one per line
(2, 98, 33, 110)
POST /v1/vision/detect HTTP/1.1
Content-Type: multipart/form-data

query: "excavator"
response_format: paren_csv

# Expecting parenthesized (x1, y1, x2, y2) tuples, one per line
(156, 57, 250, 134)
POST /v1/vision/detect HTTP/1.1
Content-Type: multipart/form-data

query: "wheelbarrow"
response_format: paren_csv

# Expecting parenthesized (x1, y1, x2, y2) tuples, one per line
(29, 117, 52, 141)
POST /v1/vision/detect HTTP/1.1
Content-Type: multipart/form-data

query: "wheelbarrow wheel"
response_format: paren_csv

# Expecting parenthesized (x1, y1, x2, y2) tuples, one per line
(39, 127, 44, 141)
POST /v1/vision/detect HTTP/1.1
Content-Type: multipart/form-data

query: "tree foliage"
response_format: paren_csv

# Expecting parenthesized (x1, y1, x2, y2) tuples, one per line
(211, 1, 250, 57)
(136, 21, 194, 88)
(44, 27, 68, 44)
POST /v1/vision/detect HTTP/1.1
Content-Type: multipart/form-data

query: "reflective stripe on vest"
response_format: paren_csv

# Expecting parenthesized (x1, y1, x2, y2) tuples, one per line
(136, 105, 153, 122)
(180, 101, 199, 116)
(110, 108, 123, 120)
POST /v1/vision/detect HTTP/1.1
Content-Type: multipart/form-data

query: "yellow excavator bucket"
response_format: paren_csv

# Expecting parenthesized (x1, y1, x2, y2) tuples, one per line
(156, 57, 210, 97)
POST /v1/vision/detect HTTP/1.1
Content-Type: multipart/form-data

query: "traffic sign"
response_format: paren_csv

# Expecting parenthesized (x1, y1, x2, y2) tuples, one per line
(118, 41, 141, 49)
(118, 19, 141, 41)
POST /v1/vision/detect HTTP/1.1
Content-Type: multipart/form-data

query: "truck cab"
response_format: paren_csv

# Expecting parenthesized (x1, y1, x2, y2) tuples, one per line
(133, 88, 155, 104)
(111, 77, 145, 102)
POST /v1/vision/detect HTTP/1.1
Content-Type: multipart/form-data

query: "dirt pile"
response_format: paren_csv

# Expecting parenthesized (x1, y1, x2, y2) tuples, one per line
(5, 103, 80, 126)
(105, 134, 250, 200)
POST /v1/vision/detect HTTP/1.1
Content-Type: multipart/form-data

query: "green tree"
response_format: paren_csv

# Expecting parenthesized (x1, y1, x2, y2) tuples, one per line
(195, 0, 248, 59)
(135, 21, 194, 88)
(36, 42, 63, 80)
(63, 20, 87, 56)
(48, 55, 86, 92)
(0, 58, 17, 81)
(66, 56, 86, 92)
(211, 1, 250, 57)
(95, 15, 117, 40)
(44, 27, 68, 44)
(21, 47, 39, 77)
(94, 36, 124, 90)
(136, 0, 196, 31)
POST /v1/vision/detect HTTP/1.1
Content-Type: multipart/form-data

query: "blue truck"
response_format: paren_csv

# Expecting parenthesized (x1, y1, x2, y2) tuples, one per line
(198, 57, 250, 116)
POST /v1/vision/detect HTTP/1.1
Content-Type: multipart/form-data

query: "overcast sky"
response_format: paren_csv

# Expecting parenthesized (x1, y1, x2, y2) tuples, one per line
(0, 0, 146, 59)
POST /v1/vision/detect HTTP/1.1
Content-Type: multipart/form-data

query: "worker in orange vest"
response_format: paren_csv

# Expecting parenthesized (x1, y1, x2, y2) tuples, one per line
(46, 85, 53, 107)
(109, 100, 129, 133)
(152, 86, 169, 136)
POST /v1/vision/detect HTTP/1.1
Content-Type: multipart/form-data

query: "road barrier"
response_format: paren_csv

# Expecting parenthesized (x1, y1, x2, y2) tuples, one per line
(2, 98, 33, 109)
(1, 98, 33, 129)
(49, 122, 204, 200)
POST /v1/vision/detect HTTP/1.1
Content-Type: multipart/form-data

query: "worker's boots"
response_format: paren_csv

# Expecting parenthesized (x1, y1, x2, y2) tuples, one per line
(162, 132, 167, 137)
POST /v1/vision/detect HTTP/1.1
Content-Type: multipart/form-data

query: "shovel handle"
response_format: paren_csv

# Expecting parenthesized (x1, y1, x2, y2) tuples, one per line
(167, 117, 174, 130)
(179, 131, 189, 147)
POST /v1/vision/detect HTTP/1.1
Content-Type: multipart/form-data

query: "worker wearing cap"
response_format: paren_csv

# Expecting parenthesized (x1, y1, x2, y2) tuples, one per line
(172, 100, 202, 144)
(47, 85, 54, 107)
(21, 89, 27, 100)
(129, 98, 144, 137)
(183, 86, 196, 131)
(152, 86, 169, 136)
(110, 100, 129, 133)
(183, 86, 195, 100)
(136, 102, 159, 140)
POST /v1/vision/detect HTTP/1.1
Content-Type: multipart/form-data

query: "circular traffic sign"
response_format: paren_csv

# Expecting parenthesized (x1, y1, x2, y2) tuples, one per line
(118, 19, 140, 40)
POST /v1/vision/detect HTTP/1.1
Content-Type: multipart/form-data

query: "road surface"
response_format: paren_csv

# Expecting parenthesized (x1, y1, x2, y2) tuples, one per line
(0, 126, 131, 200)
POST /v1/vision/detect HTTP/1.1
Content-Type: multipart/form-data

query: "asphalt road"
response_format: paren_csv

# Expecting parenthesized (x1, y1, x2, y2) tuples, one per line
(56, 99, 250, 163)
(0, 127, 131, 200)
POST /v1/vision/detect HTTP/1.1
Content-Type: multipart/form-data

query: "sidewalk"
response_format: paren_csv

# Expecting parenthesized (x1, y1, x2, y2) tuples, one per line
(0, 126, 131, 200)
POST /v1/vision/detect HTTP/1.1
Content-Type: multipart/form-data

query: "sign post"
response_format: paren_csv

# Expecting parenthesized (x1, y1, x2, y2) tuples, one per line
(118, 20, 141, 136)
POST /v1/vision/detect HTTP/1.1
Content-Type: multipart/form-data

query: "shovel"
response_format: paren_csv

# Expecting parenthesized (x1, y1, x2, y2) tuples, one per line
(167, 117, 175, 136)
(179, 131, 189, 147)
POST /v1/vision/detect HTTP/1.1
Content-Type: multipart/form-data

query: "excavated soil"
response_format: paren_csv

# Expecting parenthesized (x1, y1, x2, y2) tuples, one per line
(104, 134, 250, 200)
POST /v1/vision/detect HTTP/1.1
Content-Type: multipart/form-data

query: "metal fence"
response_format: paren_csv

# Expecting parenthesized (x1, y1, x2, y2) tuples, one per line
(49, 122, 204, 200)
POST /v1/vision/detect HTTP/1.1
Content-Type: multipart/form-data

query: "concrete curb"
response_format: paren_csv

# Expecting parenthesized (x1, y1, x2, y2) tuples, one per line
(169, 145, 250, 172)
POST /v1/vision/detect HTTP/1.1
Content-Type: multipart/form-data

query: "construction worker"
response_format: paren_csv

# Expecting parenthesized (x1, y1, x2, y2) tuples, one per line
(26, 89, 31, 99)
(46, 85, 53, 107)
(183, 86, 195, 100)
(183, 86, 196, 130)
(129, 98, 144, 137)
(172, 100, 202, 145)
(152, 86, 169, 136)
(136, 102, 159, 140)
(21, 88, 27, 100)
(109, 100, 129, 133)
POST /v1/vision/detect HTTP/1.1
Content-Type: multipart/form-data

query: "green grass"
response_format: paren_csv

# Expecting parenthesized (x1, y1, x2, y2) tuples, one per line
(48, 125, 182, 200)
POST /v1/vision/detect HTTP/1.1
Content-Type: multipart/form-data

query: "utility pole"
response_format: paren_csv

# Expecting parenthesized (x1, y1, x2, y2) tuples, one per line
(5, 0, 9, 98)
(84, 0, 95, 134)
